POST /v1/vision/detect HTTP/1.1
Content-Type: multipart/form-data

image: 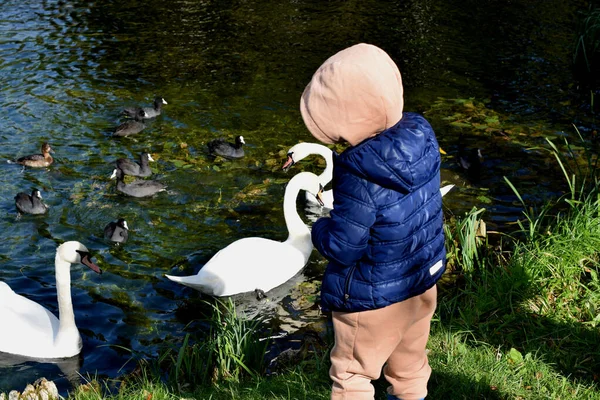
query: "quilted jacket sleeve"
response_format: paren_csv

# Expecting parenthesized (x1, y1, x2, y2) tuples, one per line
(311, 173, 377, 268)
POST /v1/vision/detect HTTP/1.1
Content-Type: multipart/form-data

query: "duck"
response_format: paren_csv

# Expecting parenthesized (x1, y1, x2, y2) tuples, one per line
(123, 96, 167, 119)
(113, 152, 154, 178)
(207, 136, 245, 159)
(104, 218, 129, 244)
(0, 241, 102, 359)
(112, 168, 166, 198)
(166, 171, 323, 296)
(282, 143, 456, 209)
(282, 143, 334, 209)
(113, 109, 148, 137)
(15, 189, 49, 216)
(458, 145, 484, 182)
(12, 142, 54, 168)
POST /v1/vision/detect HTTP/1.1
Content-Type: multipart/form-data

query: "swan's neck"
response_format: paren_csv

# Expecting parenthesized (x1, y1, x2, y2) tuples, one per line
(302, 144, 333, 186)
(318, 148, 333, 186)
(55, 255, 77, 335)
(283, 180, 310, 248)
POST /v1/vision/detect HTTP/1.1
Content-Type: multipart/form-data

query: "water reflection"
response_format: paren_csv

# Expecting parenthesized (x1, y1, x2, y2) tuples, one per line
(0, 352, 82, 393)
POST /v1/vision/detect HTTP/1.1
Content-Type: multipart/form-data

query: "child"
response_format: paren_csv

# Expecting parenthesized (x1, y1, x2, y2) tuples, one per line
(300, 43, 445, 400)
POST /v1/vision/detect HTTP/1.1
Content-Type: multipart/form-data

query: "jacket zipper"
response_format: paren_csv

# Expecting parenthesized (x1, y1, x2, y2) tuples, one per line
(343, 266, 356, 303)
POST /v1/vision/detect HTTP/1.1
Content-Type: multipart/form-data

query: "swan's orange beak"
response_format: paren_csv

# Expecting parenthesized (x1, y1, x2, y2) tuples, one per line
(315, 184, 324, 206)
(77, 251, 102, 274)
(282, 153, 295, 172)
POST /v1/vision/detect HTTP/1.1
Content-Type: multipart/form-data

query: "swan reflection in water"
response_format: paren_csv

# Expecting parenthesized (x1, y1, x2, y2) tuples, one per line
(0, 352, 82, 393)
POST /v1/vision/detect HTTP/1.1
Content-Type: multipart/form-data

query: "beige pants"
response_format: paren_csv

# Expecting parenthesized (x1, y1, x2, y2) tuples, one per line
(329, 285, 437, 400)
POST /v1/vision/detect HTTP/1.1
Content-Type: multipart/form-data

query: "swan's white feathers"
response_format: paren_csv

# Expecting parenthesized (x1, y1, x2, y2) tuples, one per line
(166, 172, 320, 297)
(167, 237, 307, 296)
(286, 143, 456, 210)
(440, 184, 455, 197)
(286, 143, 334, 209)
(0, 241, 98, 359)
(0, 282, 61, 357)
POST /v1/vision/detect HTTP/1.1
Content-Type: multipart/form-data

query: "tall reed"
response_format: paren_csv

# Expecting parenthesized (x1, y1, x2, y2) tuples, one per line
(155, 298, 270, 391)
(574, 6, 600, 85)
(444, 206, 488, 274)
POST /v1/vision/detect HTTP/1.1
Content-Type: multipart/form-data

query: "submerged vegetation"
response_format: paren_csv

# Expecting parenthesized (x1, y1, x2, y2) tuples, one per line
(4, 135, 600, 399)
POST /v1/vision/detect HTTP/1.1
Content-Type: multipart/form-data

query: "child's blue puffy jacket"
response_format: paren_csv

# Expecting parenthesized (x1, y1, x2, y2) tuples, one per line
(312, 112, 446, 312)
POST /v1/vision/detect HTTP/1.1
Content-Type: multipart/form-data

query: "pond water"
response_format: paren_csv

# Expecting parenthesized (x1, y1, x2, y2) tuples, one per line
(0, 0, 594, 393)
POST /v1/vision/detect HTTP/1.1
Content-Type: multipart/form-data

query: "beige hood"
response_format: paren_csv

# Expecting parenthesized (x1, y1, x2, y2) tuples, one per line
(300, 43, 404, 146)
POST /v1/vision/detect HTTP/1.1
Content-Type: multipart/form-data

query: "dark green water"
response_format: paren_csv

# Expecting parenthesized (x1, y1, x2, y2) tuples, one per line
(0, 0, 593, 393)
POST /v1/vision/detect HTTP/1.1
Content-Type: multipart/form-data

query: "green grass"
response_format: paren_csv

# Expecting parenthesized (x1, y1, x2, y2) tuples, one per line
(147, 298, 271, 391)
(429, 135, 600, 399)
(69, 367, 333, 400)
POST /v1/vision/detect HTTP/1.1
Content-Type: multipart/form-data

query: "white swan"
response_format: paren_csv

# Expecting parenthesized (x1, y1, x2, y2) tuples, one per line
(282, 143, 456, 209)
(166, 171, 323, 297)
(0, 241, 102, 359)
(283, 143, 334, 209)
(440, 184, 455, 197)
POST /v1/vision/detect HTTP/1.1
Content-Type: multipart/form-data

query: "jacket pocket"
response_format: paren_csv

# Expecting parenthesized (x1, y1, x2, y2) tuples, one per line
(343, 266, 357, 304)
